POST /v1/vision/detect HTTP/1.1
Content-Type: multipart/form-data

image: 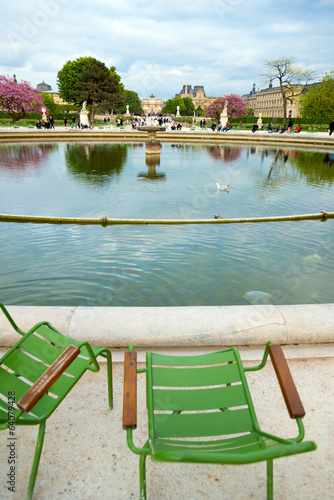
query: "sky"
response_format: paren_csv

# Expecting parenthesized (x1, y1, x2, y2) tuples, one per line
(1, 0, 333, 101)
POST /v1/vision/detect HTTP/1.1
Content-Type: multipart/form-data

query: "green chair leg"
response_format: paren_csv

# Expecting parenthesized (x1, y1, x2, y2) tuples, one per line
(139, 454, 147, 500)
(99, 348, 113, 409)
(26, 421, 46, 500)
(267, 458, 273, 500)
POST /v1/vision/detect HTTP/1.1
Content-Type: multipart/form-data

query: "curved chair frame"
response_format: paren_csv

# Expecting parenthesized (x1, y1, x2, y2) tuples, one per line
(0, 303, 112, 499)
(123, 342, 316, 500)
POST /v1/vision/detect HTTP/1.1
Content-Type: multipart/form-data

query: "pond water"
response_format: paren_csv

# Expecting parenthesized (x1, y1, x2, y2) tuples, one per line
(0, 141, 333, 307)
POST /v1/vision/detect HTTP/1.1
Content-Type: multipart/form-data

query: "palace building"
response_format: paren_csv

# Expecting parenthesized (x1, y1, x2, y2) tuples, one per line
(141, 94, 164, 114)
(175, 85, 216, 110)
(242, 82, 302, 119)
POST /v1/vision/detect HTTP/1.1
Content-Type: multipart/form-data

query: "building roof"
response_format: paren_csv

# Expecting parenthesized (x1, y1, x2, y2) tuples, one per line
(37, 81, 52, 91)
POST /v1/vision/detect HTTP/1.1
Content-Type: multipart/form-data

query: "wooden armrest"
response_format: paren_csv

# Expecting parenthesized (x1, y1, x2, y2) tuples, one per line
(123, 351, 137, 429)
(268, 344, 305, 419)
(17, 344, 80, 413)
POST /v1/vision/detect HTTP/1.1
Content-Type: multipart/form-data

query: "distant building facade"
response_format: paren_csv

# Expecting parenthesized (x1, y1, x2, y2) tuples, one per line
(141, 94, 164, 114)
(242, 82, 302, 119)
(36, 81, 70, 105)
(175, 85, 216, 109)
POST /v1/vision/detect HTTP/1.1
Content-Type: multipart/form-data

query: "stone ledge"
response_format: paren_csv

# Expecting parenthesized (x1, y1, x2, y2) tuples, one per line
(1, 304, 333, 349)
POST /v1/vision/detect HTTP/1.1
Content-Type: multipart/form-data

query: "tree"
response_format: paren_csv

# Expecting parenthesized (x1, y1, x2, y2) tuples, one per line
(57, 56, 94, 104)
(261, 57, 316, 126)
(73, 59, 125, 121)
(182, 97, 195, 116)
(58, 58, 125, 121)
(205, 94, 248, 121)
(0, 75, 46, 123)
(41, 92, 57, 115)
(195, 106, 204, 116)
(118, 90, 143, 115)
(301, 70, 334, 123)
(161, 96, 194, 116)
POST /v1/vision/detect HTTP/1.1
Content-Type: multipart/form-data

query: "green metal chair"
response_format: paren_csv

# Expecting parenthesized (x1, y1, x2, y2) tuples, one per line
(123, 342, 316, 500)
(0, 303, 112, 499)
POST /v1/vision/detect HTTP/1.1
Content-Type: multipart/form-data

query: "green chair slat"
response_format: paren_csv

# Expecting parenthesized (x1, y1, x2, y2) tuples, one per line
(48, 371, 82, 397)
(151, 437, 315, 465)
(62, 355, 92, 376)
(0, 366, 60, 420)
(35, 324, 74, 348)
(20, 333, 64, 364)
(153, 408, 253, 438)
(151, 349, 236, 366)
(154, 431, 262, 452)
(0, 365, 32, 395)
(2, 349, 47, 383)
(152, 384, 247, 412)
(152, 362, 241, 388)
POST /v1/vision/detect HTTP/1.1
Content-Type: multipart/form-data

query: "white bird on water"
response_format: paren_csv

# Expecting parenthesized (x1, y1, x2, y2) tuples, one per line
(215, 183, 229, 190)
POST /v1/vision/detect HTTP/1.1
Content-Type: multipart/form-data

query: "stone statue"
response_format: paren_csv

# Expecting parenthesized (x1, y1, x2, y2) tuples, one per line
(79, 101, 90, 128)
(220, 100, 228, 128)
(176, 106, 180, 116)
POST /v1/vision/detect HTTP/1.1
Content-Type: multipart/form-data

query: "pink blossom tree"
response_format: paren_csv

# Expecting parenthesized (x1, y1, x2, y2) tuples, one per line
(205, 94, 248, 121)
(0, 75, 46, 123)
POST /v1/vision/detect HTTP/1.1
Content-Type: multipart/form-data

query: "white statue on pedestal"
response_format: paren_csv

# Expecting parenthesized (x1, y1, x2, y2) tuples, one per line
(257, 113, 263, 127)
(126, 105, 130, 115)
(220, 99, 228, 127)
(79, 101, 90, 128)
(176, 106, 180, 116)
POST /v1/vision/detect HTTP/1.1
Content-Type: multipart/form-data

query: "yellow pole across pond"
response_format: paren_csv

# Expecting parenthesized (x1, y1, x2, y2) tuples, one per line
(0, 211, 332, 226)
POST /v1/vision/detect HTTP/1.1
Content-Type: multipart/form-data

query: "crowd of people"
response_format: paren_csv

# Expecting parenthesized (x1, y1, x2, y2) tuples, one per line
(32, 112, 334, 136)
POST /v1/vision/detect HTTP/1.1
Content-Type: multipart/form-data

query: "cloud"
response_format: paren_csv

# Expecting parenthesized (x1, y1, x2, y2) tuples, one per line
(1, 0, 333, 99)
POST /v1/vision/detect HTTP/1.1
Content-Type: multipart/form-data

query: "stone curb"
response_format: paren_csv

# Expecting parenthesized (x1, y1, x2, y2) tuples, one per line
(0, 129, 334, 148)
(1, 304, 333, 348)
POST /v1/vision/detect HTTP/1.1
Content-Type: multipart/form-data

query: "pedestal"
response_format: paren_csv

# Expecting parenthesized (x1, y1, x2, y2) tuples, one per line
(220, 112, 228, 128)
(137, 126, 166, 156)
(80, 110, 90, 127)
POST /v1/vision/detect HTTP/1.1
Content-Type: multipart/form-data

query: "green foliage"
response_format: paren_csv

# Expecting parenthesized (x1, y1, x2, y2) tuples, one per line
(69, 58, 125, 120)
(301, 71, 334, 123)
(182, 97, 195, 116)
(57, 56, 95, 103)
(174, 116, 194, 124)
(162, 96, 193, 116)
(195, 106, 204, 116)
(41, 93, 57, 114)
(120, 90, 143, 115)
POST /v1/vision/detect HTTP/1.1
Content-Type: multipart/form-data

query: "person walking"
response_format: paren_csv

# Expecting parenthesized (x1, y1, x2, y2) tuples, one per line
(288, 118, 293, 133)
(64, 116, 67, 127)
(329, 119, 334, 136)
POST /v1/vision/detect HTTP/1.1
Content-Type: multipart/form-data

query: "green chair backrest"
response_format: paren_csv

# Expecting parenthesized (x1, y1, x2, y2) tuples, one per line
(147, 348, 257, 441)
(0, 324, 93, 426)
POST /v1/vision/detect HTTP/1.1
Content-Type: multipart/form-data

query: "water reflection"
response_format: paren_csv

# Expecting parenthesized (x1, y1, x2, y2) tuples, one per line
(291, 150, 334, 185)
(206, 145, 242, 163)
(138, 155, 166, 181)
(65, 143, 128, 185)
(0, 144, 56, 172)
(252, 148, 334, 191)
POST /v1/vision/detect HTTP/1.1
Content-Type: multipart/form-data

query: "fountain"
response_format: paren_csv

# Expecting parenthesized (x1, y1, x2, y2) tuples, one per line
(137, 126, 166, 155)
